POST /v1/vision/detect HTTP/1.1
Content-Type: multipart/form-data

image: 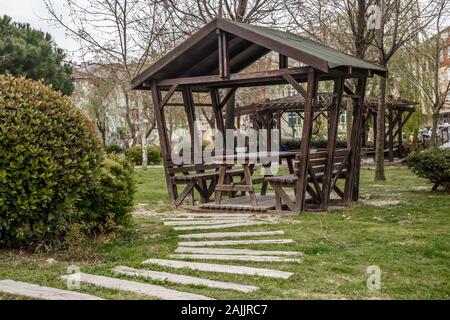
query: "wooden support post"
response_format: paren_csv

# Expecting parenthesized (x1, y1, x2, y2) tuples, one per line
(388, 108, 394, 162)
(321, 76, 344, 210)
(295, 69, 318, 212)
(211, 89, 226, 151)
(151, 81, 178, 206)
(217, 31, 230, 79)
(344, 77, 366, 204)
(398, 111, 403, 157)
(372, 111, 377, 151)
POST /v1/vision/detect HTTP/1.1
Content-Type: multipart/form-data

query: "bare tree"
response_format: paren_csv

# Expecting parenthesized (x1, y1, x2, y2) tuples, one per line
(396, 0, 450, 146)
(45, 0, 171, 168)
(284, 0, 378, 144)
(165, 0, 285, 129)
(372, 0, 441, 180)
(85, 79, 116, 146)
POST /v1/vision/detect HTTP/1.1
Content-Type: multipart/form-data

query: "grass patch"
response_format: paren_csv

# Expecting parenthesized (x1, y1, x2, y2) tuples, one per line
(0, 167, 449, 300)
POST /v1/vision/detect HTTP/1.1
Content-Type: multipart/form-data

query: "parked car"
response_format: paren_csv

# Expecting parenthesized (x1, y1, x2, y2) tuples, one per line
(419, 128, 431, 140)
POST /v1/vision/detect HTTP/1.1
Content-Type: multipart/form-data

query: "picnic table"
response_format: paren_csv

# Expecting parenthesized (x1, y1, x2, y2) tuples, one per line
(212, 151, 297, 205)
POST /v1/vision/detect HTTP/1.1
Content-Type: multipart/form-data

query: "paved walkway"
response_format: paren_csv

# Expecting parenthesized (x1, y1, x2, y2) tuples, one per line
(1, 213, 302, 300)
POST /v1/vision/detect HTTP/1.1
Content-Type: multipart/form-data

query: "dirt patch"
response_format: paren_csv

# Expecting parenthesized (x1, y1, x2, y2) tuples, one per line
(363, 200, 401, 207)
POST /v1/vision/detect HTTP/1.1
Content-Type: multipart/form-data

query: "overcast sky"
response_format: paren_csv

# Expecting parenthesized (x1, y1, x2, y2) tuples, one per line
(1, 0, 80, 59)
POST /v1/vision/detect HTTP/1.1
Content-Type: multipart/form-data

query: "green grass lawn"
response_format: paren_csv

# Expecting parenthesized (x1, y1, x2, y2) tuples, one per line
(1, 166, 449, 300)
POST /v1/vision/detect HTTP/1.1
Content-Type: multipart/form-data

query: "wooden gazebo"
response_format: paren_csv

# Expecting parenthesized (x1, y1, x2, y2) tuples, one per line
(132, 17, 387, 212)
(236, 95, 416, 162)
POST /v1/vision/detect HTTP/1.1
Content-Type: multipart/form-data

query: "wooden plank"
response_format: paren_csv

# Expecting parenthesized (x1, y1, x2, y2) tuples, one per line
(157, 67, 310, 87)
(175, 182, 196, 207)
(159, 84, 178, 110)
(344, 78, 367, 203)
(152, 81, 177, 206)
(282, 74, 307, 98)
(295, 69, 318, 212)
(321, 76, 344, 210)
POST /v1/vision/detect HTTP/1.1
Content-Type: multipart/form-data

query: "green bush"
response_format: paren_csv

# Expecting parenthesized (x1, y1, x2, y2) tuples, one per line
(281, 139, 348, 150)
(78, 156, 135, 230)
(0, 75, 103, 248)
(124, 146, 162, 165)
(106, 144, 123, 154)
(407, 148, 450, 191)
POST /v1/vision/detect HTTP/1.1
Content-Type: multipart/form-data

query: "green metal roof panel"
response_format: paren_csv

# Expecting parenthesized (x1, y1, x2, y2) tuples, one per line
(232, 21, 386, 73)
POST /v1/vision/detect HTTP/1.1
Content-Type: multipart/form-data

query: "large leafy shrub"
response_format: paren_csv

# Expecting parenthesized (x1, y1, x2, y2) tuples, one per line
(0, 75, 103, 247)
(407, 148, 450, 191)
(78, 156, 135, 231)
(124, 146, 162, 165)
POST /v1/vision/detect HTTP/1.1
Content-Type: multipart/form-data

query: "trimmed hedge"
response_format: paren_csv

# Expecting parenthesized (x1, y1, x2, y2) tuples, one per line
(281, 139, 348, 150)
(407, 148, 450, 192)
(124, 146, 162, 165)
(78, 155, 135, 230)
(106, 144, 123, 154)
(0, 75, 103, 247)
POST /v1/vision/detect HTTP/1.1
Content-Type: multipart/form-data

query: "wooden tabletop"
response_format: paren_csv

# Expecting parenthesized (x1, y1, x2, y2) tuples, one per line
(212, 151, 297, 164)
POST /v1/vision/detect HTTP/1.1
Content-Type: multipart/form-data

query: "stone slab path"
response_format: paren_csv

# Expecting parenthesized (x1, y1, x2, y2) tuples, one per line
(0, 280, 104, 300)
(162, 216, 253, 221)
(178, 239, 295, 247)
(113, 266, 258, 293)
(143, 259, 294, 279)
(169, 254, 302, 263)
(175, 247, 303, 256)
(164, 219, 253, 226)
(61, 273, 212, 300)
(162, 214, 254, 218)
(178, 230, 285, 239)
(173, 221, 269, 231)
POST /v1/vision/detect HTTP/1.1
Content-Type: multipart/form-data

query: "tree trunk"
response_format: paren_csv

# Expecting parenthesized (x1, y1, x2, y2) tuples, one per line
(141, 123, 148, 170)
(124, 90, 136, 144)
(430, 111, 439, 147)
(225, 92, 236, 130)
(375, 75, 387, 181)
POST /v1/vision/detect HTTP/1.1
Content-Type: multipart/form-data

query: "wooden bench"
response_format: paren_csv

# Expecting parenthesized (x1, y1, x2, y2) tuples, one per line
(167, 160, 245, 206)
(265, 149, 350, 211)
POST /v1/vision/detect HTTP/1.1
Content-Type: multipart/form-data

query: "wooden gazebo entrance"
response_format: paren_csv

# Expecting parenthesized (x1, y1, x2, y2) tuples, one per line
(132, 17, 386, 213)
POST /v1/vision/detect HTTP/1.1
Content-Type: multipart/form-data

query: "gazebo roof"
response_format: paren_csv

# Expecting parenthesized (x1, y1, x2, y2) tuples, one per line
(236, 94, 416, 116)
(132, 18, 386, 90)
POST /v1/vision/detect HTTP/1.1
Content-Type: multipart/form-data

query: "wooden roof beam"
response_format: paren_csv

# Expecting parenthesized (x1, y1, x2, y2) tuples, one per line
(155, 66, 311, 88)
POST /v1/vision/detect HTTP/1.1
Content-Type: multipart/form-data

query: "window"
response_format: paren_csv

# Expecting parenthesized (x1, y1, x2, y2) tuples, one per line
(340, 113, 347, 124)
